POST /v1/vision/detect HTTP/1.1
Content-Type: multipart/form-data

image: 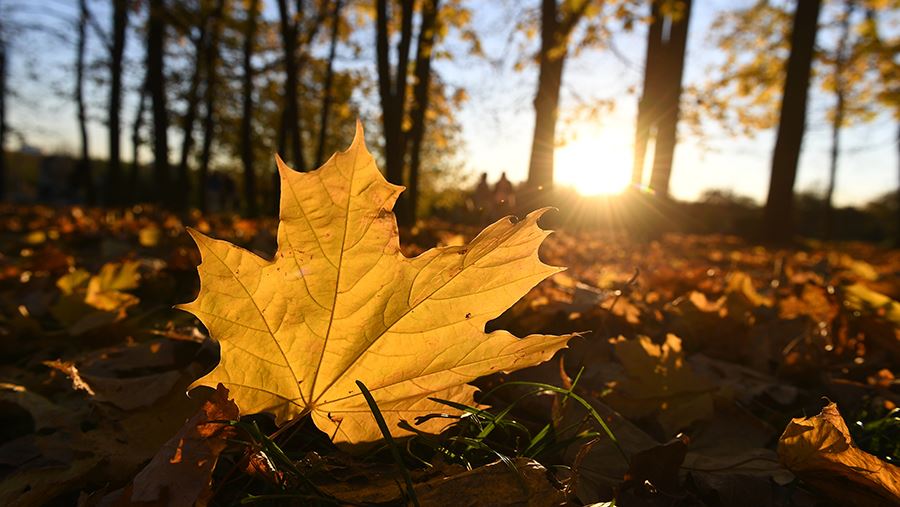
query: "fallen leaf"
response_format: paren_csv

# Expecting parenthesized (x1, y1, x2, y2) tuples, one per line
(830, 253, 879, 281)
(83, 370, 183, 411)
(84, 261, 141, 312)
(108, 384, 238, 507)
(619, 437, 687, 498)
(843, 283, 900, 326)
(561, 395, 660, 504)
(56, 269, 91, 295)
(43, 340, 195, 410)
(50, 261, 141, 334)
(604, 334, 715, 435)
(684, 447, 797, 507)
(314, 457, 563, 506)
(0, 382, 72, 432)
(178, 123, 571, 445)
(43, 359, 96, 395)
(777, 283, 837, 324)
(725, 271, 772, 314)
(414, 458, 563, 507)
(0, 455, 102, 506)
(684, 447, 794, 488)
(778, 401, 900, 506)
(138, 224, 162, 247)
(688, 354, 800, 406)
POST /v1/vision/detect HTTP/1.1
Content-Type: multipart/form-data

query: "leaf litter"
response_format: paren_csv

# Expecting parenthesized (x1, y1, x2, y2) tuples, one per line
(0, 129, 897, 505)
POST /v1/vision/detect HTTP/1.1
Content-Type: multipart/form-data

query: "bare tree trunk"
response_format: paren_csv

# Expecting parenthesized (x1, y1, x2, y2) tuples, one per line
(273, 1, 327, 214)
(76, 0, 95, 205)
(376, 0, 414, 221)
(241, 0, 260, 217)
(824, 1, 853, 240)
(526, 0, 591, 198)
(147, 0, 171, 207)
(274, 0, 303, 216)
(176, 10, 209, 211)
(763, 0, 821, 243)
(0, 25, 7, 201)
(375, 0, 395, 174)
(649, 0, 692, 198)
(315, 0, 343, 167)
(276, 0, 304, 171)
(824, 89, 844, 239)
(632, 1, 663, 187)
(895, 121, 899, 247)
(198, 0, 225, 213)
(526, 0, 564, 195)
(406, 0, 439, 224)
(108, 0, 127, 205)
(130, 77, 147, 202)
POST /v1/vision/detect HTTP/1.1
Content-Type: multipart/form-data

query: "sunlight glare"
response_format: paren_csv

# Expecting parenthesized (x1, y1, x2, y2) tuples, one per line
(554, 125, 632, 196)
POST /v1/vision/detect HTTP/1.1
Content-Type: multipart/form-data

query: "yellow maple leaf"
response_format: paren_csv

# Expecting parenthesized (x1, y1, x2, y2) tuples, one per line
(178, 123, 571, 445)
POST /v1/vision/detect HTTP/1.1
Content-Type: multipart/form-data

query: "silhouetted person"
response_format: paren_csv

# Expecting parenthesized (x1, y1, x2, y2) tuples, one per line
(493, 171, 516, 218)
(207, 171, 223, 212)
(469, 172, 492, 221)
(221, 172, 237, 212)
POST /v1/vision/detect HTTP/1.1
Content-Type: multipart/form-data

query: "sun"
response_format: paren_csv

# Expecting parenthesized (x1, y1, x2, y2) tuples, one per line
(554, 125, 633, 196)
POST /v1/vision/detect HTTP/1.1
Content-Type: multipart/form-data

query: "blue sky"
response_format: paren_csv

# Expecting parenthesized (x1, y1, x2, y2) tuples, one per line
(440, 0, 899, 205)
(3, 0, 898, 206)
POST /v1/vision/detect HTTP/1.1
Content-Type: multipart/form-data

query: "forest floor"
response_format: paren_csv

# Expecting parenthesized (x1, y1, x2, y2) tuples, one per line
(0, 204, 898, 506)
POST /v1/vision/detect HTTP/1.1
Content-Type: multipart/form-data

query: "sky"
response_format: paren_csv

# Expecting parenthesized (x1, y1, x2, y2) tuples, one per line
(3, 0, 898, 207)
(440, 0, 899, 205)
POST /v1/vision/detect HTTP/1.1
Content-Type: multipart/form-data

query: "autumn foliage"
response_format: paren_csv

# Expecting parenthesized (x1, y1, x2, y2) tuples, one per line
(0, 130, 898, 505)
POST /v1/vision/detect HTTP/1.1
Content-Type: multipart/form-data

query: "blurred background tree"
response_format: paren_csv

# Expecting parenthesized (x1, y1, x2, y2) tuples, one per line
(0, 0, 897, 244)
(687, 0, 898, 242)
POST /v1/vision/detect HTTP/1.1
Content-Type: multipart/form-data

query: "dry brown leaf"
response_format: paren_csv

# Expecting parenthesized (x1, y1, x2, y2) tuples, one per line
(315, 457, 563, 506)
(604, 334, 716, 435)
(43, 359, 96, 395)
(109, 384, 238, 507)
(778, 401, 900, 506)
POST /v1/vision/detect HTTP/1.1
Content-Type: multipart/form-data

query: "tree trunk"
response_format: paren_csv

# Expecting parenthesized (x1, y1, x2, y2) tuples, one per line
(315, 0, 343, 167)
(147, 0, 171, 207)
(649, 0, 692, 198)
(523, 0, 591, 197)
(76, 0, 95, 205)
(763, 0, 821, 243)
(632, 1, 663, 188)
(375, 0, 414, 214)
(276, 0, 305, 172)
(108, 0, 127, 205)
(198, 0, 225, 213)
(176, 10, 209, 211)
(824, 1, 852, 240)
(895, 121, 899, 248)
(824, 89, 843, 239)
(130, 77, 147, 202)
(274, 0, 305, 216)
(406, 0, 440, 224)
(241, 0, 260, 217)
(375, 0, 395, 175)
(0, 23, 7, 201)
(526, 0, 565, 194)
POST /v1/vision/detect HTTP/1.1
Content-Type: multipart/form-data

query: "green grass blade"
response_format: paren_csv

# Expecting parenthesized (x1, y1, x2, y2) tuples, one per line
(479, 380, 628, 463)
(356, 380, 421, 507)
